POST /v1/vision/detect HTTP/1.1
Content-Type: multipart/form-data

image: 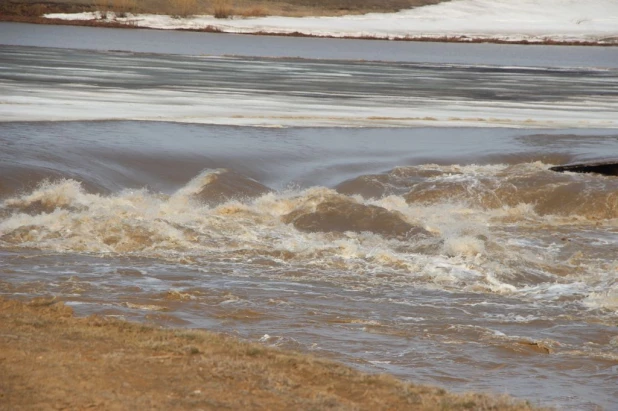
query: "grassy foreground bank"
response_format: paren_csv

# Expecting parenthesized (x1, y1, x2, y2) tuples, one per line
(0, 297, 540, 410)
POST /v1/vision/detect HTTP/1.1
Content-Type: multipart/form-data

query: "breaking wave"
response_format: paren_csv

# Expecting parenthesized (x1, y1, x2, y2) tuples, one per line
(1, 163, 616, 307)
(339, 162, 618, 219)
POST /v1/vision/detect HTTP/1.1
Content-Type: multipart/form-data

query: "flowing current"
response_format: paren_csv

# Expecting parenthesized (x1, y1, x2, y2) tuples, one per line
(1, 23, 617, 410)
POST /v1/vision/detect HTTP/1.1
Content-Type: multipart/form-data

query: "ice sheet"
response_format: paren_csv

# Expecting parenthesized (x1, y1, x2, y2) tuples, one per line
(1, 45, 617, 128)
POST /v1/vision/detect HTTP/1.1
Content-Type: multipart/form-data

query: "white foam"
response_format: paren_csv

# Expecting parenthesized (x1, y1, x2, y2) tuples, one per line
(0, 172, 614, 301)
(584, 284, 618, 312)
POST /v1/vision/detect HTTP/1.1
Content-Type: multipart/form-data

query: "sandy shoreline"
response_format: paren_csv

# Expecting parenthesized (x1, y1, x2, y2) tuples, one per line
(0, 297, 540, 410)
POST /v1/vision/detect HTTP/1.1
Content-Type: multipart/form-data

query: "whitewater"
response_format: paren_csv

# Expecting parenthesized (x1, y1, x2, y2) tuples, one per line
(1, 10, 618, 409)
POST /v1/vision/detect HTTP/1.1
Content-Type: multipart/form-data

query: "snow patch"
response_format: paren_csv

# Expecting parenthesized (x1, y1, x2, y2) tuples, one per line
(44, 0, 618, 43)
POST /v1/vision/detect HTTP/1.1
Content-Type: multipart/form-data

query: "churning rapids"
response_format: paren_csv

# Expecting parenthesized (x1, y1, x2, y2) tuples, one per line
(2, 123, 617, 409)
(1, 24, 617, 410)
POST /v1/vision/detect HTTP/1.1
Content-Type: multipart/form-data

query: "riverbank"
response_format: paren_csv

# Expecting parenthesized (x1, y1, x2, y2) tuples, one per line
(0, 297, 539, 410)
(1, 0, 617, 45)
(0, 0, 445, 19)
(1, 15, 614, 47)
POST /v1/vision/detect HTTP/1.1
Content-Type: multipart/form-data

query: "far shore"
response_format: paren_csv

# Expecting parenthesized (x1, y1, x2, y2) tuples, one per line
(1, 0, 617, 46)
(1, 15, 616, 47)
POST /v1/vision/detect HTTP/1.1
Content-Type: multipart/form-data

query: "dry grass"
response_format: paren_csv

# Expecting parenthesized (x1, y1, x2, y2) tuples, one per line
(168, 0, 201, 17)
(91, 0, 109, 11)
(0, 297, 545, 411)
(113, 0, 136, 14)
(1, 0, 615, 46)
(225, 0, 446, 17)
(237, 4, 268, 17)
(0, 0, 447, 18)
(212, 0, 233, 19)
(0, 2, 50, 17)
(88, 0, 136, 16)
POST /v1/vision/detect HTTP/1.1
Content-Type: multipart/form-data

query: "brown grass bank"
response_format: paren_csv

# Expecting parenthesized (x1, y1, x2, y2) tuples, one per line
(0, 0, 446, 19)
(0, 297, 542, 410)
(2, 0, 616, 46)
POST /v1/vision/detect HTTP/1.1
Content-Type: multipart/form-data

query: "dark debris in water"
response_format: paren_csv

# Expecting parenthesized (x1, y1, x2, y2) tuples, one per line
(549, 160, 618, 176)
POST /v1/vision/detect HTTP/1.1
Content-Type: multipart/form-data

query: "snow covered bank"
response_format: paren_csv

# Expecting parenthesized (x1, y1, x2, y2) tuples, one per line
(44, 0, 618, 44)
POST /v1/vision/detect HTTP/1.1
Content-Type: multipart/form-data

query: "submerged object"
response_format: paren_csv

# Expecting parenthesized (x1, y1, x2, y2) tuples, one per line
(549, 160, 618, 176)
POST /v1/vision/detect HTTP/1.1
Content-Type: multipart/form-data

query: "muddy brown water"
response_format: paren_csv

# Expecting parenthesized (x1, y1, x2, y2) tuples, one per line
(1, 23, 617, 409)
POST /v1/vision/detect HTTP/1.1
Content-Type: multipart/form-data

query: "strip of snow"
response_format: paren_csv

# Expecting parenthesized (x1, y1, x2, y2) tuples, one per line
(44, 0, 618, 43)
(2, 83, 617, 128)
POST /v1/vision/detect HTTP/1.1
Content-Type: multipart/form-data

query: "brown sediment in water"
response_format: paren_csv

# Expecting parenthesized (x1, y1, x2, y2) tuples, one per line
(283, 194, 429, 238)
(336, 167, 450, 199)
(0, 297, 541, 410)
(191, 170, 272, 206)
(400, 164, 618, 219)
(331, 163, 618, 220)
(0, 165, 109, 201)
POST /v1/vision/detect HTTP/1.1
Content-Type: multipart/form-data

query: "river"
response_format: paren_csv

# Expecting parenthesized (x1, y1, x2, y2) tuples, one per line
(1, 22, 617, 409)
